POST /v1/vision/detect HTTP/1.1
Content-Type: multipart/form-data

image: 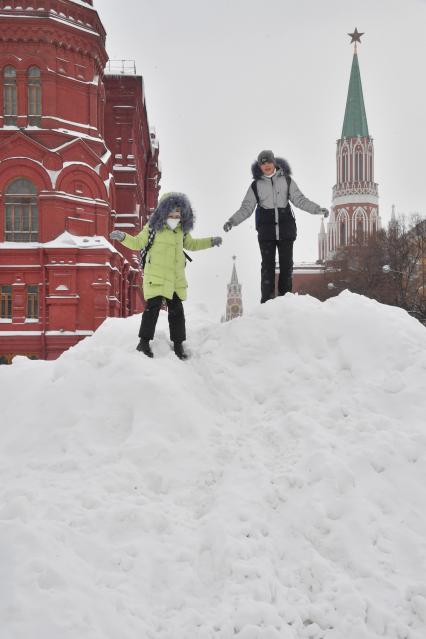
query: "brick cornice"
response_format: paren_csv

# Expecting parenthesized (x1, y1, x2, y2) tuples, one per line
(0, 25, 107, 70)
(0, 0, 105, 38)
(0, 8, 107, 68)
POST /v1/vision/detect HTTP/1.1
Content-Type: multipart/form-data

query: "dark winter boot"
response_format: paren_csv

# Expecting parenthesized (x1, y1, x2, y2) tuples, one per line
(136, 339, 153, 358)
(173, 342, 188, 360)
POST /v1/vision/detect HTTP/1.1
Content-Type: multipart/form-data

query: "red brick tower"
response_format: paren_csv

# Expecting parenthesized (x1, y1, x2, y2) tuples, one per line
(222, 257, 243, 322)
(320, 29, 381, 261)
(0, 0, 160, 362)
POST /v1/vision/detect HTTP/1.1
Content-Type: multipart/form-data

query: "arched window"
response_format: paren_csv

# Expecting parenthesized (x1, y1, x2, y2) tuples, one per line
(28, 66, 41, 126)
(340, 220, 346, 246)
(342, 148, 348, 182)
(4, 178, 38, 242)
(0, 285, 12, 319)
(3, 66, 17, 126)
(26, 285, 39, 319)
(355, 148, 363, 182)
(371, 209, 378, 236)
(338, 209, 348, 246)
(354, 208, 366, 242)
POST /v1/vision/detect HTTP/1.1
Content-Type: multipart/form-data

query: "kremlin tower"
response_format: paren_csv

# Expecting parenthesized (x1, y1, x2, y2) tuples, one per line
(319, 29, 381, 262)
(222, 257, 243, 322)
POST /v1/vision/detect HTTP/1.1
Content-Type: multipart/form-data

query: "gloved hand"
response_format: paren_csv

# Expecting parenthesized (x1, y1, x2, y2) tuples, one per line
(223, 220, 233, 232)
(110, 230, 126, 241)
(211, 236, 223, 247)
(320, 208, 329, 218)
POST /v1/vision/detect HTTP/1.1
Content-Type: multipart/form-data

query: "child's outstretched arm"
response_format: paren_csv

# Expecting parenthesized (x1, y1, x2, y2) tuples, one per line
(110, 225, 149, 251)
(184, 233, 222, 251)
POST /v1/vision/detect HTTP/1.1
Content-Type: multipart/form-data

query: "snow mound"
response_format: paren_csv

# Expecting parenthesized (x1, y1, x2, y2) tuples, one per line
(1, 292, 426, 639)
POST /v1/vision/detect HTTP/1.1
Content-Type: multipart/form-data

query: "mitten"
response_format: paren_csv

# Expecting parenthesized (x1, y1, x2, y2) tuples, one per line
(110, 230, 126, 241)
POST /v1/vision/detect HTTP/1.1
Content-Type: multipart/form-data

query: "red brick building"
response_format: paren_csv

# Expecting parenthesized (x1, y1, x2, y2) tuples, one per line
(0, 0, 160, 363)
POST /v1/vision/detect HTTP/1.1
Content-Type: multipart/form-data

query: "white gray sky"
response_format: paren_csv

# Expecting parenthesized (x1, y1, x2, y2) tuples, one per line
(96, 0, 426, 314)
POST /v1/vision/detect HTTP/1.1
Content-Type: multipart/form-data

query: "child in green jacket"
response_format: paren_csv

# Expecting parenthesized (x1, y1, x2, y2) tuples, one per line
(110, 192, 222, 359)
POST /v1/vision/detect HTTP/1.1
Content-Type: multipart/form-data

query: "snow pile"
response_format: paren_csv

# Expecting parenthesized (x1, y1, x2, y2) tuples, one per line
(1, 292, 426, 639)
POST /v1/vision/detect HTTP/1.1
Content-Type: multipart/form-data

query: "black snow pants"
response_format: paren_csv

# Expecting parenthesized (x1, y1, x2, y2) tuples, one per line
(139, 293, 186, 342)
(258, 239, 294, 304)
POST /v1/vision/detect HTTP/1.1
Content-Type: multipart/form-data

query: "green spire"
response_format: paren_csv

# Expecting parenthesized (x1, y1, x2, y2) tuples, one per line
(341, 51, 369, 138)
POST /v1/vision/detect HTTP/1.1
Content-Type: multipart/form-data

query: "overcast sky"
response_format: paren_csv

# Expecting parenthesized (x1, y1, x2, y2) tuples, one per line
(96, 0, 426, 314)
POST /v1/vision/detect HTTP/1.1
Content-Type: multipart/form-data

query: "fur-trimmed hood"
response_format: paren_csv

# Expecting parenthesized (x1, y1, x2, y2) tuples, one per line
(251, 157, 292, 180)
(148, 192, 195, 232)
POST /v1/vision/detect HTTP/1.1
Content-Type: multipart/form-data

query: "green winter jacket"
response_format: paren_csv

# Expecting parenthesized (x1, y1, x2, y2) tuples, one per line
(121, 225, 213, 301)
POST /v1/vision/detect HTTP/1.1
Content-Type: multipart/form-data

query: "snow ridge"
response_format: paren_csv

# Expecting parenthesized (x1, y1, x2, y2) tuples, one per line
(1, 292, 426, 639)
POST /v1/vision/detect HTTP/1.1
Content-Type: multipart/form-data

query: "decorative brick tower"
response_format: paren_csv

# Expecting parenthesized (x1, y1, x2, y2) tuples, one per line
(320, 29, 381, 261)
(222, 257, 243, 322)
(0, 0, 160, 362)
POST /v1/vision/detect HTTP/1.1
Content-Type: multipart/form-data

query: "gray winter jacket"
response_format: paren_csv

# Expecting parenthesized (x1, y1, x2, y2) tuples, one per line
(229, 158, 322, 237)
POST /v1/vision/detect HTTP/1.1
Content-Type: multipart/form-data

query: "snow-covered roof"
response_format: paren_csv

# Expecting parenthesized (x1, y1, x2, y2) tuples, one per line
(293, 261, 324, 268)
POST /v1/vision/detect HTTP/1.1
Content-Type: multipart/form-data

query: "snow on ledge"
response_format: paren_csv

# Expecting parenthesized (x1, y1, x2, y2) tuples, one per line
(68, 0, 96, 8)
(43, 231, 118, 251)
(0, 232, 118, 253)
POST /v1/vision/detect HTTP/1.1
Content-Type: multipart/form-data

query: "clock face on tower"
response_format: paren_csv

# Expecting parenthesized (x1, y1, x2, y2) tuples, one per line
(231, 304, 239, 314)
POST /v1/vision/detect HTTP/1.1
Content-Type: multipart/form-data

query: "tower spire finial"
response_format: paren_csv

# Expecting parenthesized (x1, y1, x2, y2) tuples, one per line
(341, 29, 369, 139)
(348, 27, 365, 54)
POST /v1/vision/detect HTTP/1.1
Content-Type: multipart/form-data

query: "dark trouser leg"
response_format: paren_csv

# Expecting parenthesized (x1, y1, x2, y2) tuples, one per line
(139, 296, 163, 339)
(277, 239, 294, 295)
(258, 239, 277, 303)
(167, 293, 186, 342)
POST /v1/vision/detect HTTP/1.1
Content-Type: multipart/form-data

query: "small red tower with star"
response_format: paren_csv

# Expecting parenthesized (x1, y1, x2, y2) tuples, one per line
(222, 256, 243, 322)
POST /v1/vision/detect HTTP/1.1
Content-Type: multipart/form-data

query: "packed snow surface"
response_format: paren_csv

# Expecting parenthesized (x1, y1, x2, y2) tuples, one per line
(1, 292, 426, 639)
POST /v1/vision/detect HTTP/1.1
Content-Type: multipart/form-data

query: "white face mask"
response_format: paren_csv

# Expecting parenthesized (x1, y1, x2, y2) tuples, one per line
(167, 218, 180, 230)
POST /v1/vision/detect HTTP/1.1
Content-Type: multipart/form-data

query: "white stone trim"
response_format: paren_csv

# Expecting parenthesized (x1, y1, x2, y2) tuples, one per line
(333, 194, 379, 206)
